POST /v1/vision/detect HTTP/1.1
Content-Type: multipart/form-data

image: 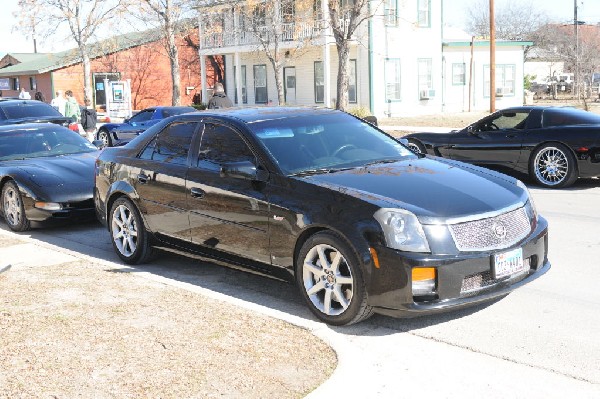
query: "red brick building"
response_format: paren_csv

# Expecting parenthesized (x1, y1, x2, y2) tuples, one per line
(0, 27, 223, 111)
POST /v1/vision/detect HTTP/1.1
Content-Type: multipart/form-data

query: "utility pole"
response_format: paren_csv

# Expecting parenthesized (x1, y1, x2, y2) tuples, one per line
(574, 0, 579, 99)
(489, 0, 496, 112)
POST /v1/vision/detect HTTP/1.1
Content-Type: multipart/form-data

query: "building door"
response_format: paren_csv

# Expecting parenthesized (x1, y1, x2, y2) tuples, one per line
(93, 72, 120, 110)
(284, 67, 296, 104)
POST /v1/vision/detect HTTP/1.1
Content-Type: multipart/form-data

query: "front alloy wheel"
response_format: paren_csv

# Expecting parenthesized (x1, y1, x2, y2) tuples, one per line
(1, 181, 31, 231)
(110, 197, 154, 264)
(530, 144, 577, 188)
(98, 129, 113, 147)
(297, 232, 372, 325)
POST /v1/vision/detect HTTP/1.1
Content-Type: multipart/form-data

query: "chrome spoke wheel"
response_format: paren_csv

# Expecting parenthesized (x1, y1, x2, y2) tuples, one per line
(534, 146, 568, 186)
(99, 131, 111, 147)
(302, 243, 353, 316)
(111, 204, 138, 257)
(2, 185, 23, 227)
(407, 142, 422, 154)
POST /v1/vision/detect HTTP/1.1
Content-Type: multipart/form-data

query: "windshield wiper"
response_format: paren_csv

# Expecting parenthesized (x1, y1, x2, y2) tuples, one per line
(292, 167, 355, 177)
(363, 158, 401, 167)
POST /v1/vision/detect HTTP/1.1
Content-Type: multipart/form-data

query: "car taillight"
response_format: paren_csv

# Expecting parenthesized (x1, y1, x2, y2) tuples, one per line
(68, 122, 79, 132)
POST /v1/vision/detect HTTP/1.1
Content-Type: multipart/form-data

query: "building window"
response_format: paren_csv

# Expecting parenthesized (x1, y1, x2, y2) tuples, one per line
(349, 59, 357, 103)
(234, 65, 248, 104)
(314, 61, 324, 103)
(12, 77, 19, 91)
(384, 58, 401, 102)
(253, 64, 268, 104)
(484, 64, 516, 97)
(313, 0, 323, 20)
(384, 0, 397, 26)
(417, 0, 430, 27)
(418, 58, 433, 99)
(29, 76, 36, 91)
(452, 63, 466, 85)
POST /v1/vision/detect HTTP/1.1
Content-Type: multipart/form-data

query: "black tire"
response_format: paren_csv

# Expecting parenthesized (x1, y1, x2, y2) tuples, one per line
(98, 128, 113, 147)
(529, 143, 578, 188)
(1, 181, 31, 232)
(407, 139, 426, 155)
(109, 197, 155, 264)
(296, 231, 373, 326)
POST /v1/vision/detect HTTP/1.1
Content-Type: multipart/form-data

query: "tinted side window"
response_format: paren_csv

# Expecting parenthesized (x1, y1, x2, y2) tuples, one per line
(139, 122, 197, 164)
(197, 123, 255, 170)
(130, 110, 154, 123)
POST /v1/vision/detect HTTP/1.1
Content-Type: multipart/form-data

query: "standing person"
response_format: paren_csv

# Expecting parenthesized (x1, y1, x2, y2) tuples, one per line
(18, 87, 31, 99)
(34, 91, 46, 102)
(64, 90, 83, 136)
(51, 90, 66, 116)
(207, 82, 233, 109)
(80, 99, 97, 142)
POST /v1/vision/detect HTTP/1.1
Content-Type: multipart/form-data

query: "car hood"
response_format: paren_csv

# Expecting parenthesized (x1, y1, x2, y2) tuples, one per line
(297, 157, 527, 223)
(14, 151, 98, 188)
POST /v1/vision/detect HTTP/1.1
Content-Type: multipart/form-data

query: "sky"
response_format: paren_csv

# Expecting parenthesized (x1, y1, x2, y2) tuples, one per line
(2, 0, 600, 56)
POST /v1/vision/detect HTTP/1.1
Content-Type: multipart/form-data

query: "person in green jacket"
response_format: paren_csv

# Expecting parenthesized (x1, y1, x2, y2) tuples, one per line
(64, 90, 81, 122)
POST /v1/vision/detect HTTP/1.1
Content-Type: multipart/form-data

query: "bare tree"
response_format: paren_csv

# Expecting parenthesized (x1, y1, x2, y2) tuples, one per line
(132, 0, 195, 106)
(15, 0, 125, 105)
(326, 0, 377, 111)
(229, 0, 318, 105)
(465, 0, 549, 43)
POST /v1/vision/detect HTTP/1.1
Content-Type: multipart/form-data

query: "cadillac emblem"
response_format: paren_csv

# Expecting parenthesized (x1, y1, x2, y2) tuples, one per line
(492, 222, 507, 239)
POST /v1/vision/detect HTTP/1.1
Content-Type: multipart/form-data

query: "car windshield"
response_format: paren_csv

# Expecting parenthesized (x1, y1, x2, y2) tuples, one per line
(0, 126, 97, 160)
(0, 102, 63, 119)
(249, 112, 415, 175)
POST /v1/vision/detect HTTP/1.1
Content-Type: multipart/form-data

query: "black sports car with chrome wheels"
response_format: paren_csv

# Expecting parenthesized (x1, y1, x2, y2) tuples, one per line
(0, 123, 100, 231)
(404, 106, 600, 188)
(94, 107, 549, 325)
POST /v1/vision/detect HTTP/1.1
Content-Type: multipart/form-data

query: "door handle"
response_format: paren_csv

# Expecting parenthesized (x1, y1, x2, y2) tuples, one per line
(137, 173, 149, 184)
(190, 187, 205, 199)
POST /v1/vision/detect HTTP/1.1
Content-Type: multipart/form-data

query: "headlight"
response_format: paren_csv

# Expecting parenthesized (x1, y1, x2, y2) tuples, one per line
(516, 180, 538, 222)
(374, 208, 430, 252)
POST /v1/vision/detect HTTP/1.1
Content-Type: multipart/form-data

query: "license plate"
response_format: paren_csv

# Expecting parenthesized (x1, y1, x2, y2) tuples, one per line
(493, 248, 525, 279)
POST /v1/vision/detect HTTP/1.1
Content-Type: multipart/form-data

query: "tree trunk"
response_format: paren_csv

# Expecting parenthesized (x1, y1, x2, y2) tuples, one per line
(81, 50, 93, 106)
(166, 21, 181, 106)
(335, 41, 350, 111)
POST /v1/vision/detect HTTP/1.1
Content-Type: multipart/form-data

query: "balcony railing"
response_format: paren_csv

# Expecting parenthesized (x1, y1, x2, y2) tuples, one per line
(200, 20, 333, 49)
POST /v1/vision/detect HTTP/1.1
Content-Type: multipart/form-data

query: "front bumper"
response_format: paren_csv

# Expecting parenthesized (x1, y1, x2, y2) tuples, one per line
(367, 216, 549, 317)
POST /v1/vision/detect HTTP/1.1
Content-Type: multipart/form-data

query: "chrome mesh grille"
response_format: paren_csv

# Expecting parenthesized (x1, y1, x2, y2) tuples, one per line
(449, 207, 531, 252)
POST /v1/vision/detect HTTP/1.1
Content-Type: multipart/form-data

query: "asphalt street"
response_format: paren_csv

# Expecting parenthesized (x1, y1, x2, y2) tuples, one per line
(1, 178, 599, 398)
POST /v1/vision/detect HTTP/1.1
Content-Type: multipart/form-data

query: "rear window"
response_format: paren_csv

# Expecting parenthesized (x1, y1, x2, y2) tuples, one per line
(542, 108, 600, 127)
(0, 102, 63, 119)
(161, 107, 196, 118)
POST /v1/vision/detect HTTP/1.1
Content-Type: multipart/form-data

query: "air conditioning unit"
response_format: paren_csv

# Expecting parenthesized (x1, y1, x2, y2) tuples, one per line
(420, 89, 435, 100)
(496, 87, 505, 97)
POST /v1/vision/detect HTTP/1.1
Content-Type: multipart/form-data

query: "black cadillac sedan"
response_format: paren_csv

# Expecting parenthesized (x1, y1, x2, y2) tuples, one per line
(94, 107, 550, 325)
(1, 123, 100, 231)
(404, 106, 600, 188)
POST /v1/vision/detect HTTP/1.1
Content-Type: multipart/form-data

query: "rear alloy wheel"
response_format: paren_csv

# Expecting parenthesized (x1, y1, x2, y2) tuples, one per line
(530, 144, 577, 188)
(98, 129, 113, 147)
(109, 197, 154, 264)
(296, 232, 372, 325)
(407, 139, 426, 154)
(1, 181, 31, 232)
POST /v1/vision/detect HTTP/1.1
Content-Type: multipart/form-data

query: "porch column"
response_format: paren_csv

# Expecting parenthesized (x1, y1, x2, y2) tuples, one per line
(198, 12, 208, 104)
(321, 0, 331, 107)
(235, 52, 242, 106)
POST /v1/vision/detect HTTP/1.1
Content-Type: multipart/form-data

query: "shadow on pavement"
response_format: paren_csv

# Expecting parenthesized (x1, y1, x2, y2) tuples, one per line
(1, 219, 507, 335)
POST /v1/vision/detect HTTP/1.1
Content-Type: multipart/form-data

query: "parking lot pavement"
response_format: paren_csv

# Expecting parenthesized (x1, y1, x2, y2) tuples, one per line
(1, 178, 600, 398)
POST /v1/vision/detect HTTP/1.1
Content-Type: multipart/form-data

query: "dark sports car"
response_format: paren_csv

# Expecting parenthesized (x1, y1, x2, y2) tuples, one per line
(95, 107, 549, 326)
(0, 99, 76, 130)
(97, 106, 196, 147)
(0, 123, 100, 231)
(404, 106, 600, 188)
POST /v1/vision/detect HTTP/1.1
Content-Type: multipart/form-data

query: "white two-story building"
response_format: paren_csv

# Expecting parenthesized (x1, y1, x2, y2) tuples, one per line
(196, 0, 531, 117)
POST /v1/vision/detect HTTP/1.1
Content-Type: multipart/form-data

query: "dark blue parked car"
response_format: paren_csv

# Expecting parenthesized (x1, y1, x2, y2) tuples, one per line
(96, 106, 196, 146)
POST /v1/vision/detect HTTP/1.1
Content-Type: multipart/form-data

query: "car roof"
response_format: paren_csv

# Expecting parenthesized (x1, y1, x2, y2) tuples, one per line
(195, 106, 338, 124)
(0, 99, 49, 106)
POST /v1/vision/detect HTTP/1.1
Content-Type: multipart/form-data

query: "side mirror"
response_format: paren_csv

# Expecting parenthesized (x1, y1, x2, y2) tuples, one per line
(398, 138, 409, 146)
(92, 139, 105, 149)
(220, 161, 267, 181)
